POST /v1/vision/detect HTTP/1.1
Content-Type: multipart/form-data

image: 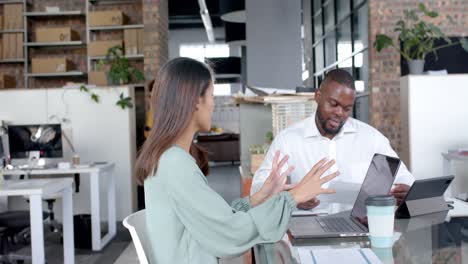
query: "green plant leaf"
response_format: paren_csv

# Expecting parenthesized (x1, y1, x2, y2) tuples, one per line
(418, 3, 427, 12)
(134, 69, 145, 81)
(404, 10, 418, 21)
(419, 3, 438, 18)
(265, 131, 273, 143)
(97, 59, 105, 71)
(374, 34, 393, 52)
(79, 85, 89, 92)
(116, 93, 133, 109)
(91, 93, 100, 103)
(460, 38, 468, 52)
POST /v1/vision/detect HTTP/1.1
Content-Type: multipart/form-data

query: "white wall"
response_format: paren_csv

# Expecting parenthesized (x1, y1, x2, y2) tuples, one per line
(0, 86, 136, 221)
(400, 75, 468, 194)
(246, 0, 302, 89)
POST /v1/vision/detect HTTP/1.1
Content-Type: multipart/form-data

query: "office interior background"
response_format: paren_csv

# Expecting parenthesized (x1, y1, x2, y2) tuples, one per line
(0, 0, 467, 263)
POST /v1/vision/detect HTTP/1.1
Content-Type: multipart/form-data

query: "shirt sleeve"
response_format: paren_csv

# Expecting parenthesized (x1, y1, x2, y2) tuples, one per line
(230, 197, 251, 212)
(167, 169, 297, 258)
(375, 133, 415, 186)
(250, 134, 288, 195)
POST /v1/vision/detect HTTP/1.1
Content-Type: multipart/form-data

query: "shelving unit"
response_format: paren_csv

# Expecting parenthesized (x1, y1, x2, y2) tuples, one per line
(22, 2, 87, 88)
(86, 0, 144, 85)
(1, 0, 144, 88)
(0, 0, 27, 88)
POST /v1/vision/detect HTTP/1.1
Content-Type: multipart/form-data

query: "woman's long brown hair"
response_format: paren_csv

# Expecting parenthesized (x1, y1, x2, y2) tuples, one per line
(135, 57, 212, 184)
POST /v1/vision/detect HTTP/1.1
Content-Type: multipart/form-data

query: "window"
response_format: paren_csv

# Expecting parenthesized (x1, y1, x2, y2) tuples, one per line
(213, 84, 232, 96)
(179, 43, 230, 62)
(310, 0, 368, 91)
(179, 44, 236, 96)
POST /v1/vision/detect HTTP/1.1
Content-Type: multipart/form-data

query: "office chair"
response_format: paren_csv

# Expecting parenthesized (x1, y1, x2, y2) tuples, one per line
(22, 173, 80, 234)
(43, 173, 80, 234)
(123, 210, 150, 264)
(0, 210, 49, 263)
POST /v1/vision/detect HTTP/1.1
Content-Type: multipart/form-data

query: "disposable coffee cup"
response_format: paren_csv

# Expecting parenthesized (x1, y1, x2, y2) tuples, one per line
(72, 154, 80, 166)
(366, 195, 396, 248)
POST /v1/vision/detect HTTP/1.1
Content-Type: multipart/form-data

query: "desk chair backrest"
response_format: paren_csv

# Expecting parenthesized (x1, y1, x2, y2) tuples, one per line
(123, 209, 151, 264)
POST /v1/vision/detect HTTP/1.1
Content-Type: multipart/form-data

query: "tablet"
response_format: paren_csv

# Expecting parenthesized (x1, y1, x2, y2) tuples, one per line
(396, 175, 454, 218)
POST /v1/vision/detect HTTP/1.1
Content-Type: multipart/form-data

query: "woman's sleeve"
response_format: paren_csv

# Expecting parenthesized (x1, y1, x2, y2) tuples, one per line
(167, 170, 296, 258)
(230, 197, 251, 212)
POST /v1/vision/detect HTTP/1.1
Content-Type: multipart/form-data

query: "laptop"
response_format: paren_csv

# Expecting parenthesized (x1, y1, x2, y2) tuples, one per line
(289, 153, 401, 238)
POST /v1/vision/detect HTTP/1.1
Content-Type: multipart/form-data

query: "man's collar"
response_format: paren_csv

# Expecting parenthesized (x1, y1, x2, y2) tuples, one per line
(304, 111, 357, 138)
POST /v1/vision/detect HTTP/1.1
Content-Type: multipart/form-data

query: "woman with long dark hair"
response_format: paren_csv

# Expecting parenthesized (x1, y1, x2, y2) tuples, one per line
(135, 57, 339, 263)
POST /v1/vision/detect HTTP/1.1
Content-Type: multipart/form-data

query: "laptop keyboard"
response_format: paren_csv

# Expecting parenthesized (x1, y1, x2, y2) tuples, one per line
(316, 217, 361, 233)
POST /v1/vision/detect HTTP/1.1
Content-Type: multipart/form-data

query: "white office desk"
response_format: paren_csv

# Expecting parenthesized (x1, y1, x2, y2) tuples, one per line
(0, 178, 74, 264)
(3, 163, 116, 251)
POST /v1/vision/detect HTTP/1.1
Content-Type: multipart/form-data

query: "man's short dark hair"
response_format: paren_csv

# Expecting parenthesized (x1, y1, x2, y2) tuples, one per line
(321, 69, 355, 90)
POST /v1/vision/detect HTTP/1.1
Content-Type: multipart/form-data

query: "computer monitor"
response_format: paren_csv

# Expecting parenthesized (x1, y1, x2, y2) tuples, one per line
(7, 124, 63, 159)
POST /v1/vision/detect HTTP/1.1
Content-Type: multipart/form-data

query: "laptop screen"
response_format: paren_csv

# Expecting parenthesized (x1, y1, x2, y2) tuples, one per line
(350, 154, 401, 224)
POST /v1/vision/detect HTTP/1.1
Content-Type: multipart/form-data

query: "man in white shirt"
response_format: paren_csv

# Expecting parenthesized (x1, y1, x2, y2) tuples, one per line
(250, 69, 414, 210)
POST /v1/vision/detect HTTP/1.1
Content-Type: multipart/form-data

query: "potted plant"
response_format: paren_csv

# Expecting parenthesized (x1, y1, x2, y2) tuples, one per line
(249, 131, 273, 174)
(374, 3, 468, 74)
(98, 45, 145, 85)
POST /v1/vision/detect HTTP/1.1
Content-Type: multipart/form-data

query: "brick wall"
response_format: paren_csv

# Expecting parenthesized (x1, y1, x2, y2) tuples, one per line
(143, 0, 169, 88)
(368, 0, 468, 153)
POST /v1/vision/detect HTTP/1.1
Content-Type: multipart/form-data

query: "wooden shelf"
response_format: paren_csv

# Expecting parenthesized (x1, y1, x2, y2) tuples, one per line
(25, 41, 85, 47)
(89, 0, 139, 6)
(24, 11, 84, 17)
(90, 54, 144, 60)
(0, 0, 24, 4)
(89, 24, 144, 31)
(0, 29, 24, 33)
(27, 71, 85, 77)
(0, 58, 25, 63)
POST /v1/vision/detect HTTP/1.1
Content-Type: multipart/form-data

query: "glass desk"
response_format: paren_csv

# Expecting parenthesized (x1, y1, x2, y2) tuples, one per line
(255, 211, 468, 263)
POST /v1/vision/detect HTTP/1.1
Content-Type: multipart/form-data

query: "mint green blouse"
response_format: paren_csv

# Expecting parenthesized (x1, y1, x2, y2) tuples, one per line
(144, 146, 296, 264)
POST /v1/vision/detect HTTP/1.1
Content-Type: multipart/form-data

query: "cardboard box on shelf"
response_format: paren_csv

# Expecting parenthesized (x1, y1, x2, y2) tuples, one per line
(5, 4, 23, 30)
(31, 58, 73, 74)
(3, 5, 11, 29)
(0, 41, 2, 60)
(0, 15, 3, 30)
(8, 33, 16, 59)
(13, 4, 23, 29)
(36, 27, 80, 43)
(89, 11, 126, 27)
(16, 33, 23, 58)
(123, 29, 137, 55)
(2, 36, 7, 59)
(137, 29, 144, 54)
(0, 74, 16, 89)
(89, 71, 108, 86)
(88, 40, 122, 57)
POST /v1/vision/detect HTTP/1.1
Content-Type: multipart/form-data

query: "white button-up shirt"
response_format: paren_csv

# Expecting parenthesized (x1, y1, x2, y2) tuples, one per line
(251, 112, 415, 197)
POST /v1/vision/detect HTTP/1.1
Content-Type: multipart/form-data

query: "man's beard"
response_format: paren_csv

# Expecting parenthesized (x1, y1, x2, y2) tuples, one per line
(316, 111, 345, 136)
